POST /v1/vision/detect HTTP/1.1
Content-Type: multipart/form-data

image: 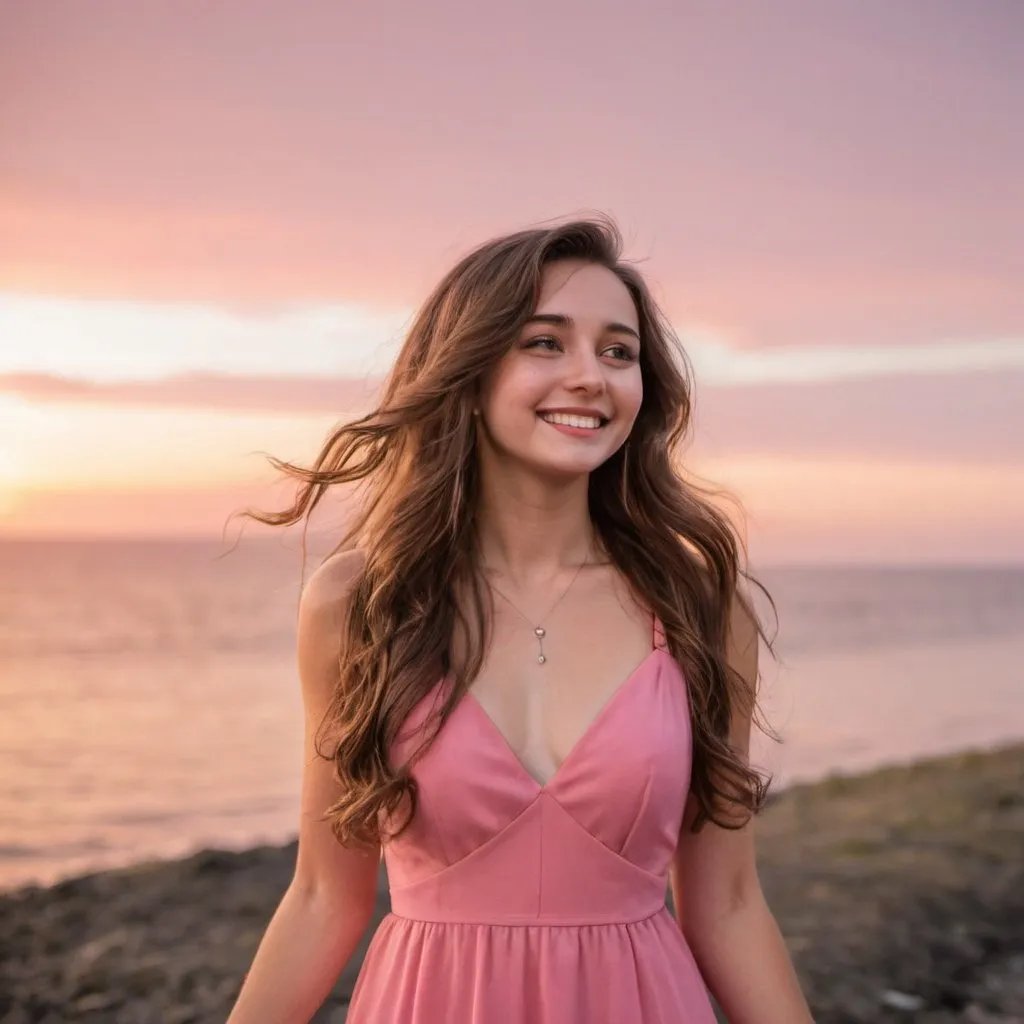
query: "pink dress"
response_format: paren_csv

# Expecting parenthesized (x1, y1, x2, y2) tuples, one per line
(345, 614, 717, 1023)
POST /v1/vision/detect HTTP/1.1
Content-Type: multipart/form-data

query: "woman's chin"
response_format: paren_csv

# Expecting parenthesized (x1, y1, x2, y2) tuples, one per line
(524, 450, 608, 480)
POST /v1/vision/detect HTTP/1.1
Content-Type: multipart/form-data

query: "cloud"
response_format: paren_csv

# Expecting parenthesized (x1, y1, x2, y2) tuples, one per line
(3, 366, 1022, 465)
(0, 371, 379, 414)
(0, 294, 412, 380)
(3, 292, 1024, 390)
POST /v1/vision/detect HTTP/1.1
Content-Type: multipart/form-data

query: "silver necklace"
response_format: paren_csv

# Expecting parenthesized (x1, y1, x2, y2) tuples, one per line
(486, 555, 589, 665)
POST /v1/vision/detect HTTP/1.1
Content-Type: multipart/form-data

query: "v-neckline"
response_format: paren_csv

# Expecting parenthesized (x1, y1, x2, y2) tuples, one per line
(457, 646, 665, 792)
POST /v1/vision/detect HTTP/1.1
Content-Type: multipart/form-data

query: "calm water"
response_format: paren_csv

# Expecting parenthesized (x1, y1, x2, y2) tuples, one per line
(1, 538, 1022, 891)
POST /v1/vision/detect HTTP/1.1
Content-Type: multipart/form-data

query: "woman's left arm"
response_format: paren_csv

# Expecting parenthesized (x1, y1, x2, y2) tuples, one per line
(670, 586, 815, 1024)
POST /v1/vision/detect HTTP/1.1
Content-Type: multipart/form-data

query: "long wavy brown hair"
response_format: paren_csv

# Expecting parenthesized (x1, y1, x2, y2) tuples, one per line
(241, 214, 778, 847)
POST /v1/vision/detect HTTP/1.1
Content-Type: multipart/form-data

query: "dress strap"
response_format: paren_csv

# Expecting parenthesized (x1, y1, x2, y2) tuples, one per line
(652, 612, 667, 651)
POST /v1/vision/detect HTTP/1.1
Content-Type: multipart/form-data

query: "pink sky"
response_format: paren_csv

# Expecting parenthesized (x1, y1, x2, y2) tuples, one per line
(0, 1, 1021, 561)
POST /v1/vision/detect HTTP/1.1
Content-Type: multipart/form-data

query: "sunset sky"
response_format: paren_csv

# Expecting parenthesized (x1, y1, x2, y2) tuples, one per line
(1, 1, 1021, 562)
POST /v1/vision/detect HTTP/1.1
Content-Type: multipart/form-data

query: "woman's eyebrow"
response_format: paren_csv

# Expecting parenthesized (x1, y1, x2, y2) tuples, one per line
(524, 313, 640, 342)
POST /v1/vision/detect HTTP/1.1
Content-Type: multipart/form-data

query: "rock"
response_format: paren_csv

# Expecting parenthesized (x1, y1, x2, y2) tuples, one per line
(881, 989, 926, 1012)
(73, 991, 123, 1013)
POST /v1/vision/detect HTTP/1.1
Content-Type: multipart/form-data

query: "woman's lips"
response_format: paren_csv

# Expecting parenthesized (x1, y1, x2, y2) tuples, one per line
(536, 412, 607, 437)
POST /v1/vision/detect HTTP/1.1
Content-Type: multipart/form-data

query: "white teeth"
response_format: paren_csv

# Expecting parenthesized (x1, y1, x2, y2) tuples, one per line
(539, 412, 603, 429)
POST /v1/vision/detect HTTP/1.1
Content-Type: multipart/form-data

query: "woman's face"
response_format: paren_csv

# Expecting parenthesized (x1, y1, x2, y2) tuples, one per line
(477, 259, 643, 479)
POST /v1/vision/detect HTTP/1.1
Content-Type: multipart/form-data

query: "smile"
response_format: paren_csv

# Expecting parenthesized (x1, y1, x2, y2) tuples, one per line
(537, 411, 607, 431)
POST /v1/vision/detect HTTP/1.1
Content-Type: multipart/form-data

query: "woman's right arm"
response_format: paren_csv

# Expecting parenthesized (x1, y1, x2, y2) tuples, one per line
(228, 549, 380, 1023)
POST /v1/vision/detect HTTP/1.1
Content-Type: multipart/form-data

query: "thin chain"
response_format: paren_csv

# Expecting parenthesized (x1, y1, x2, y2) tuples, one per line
(486, 555, 590, 665)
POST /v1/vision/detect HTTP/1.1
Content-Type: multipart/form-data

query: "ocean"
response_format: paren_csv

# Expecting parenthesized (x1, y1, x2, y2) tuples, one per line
(1, 538, 1022, 892)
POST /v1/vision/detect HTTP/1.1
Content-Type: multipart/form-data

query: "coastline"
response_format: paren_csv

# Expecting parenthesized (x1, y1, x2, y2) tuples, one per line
(2, 742, 1021, 1023)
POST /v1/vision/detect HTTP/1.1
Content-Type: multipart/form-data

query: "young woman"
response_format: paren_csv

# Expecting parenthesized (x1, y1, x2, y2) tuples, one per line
(227, 217, 814, 1022)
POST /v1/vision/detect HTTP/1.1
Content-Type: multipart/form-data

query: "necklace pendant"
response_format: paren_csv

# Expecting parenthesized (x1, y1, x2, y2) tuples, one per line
(487, 551, 590, 673)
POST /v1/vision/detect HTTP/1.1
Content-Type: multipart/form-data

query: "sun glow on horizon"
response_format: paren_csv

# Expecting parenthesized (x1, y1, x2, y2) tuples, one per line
(0, 391, 1020, 562)
(0, 396, 343, 493)
(2, 297, 1022, 559)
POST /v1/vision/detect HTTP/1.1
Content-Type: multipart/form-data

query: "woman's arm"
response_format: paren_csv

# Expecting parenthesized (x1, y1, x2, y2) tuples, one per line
(670, 586, 814, 1024)
(228, 549, 380, 1024)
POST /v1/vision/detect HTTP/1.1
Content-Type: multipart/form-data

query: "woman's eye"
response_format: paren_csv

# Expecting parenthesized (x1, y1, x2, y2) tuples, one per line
(605, 345, 638, 362)
(524, 335, 560, 351)
(523, 336, 637, 362)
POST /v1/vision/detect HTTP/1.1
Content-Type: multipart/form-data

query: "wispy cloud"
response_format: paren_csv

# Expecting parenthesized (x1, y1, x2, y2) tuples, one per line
(4, 294, 1024, 391)
(3, 365, 1022, 465)
(0, 294, 412, 380)
(0, 371, 378, 413)
(683, 330, 1024, 384)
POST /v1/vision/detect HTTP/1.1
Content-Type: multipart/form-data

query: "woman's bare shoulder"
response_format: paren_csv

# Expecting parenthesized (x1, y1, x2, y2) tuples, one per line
(300, 547, 367, 614)
(296, 549, 367, 681)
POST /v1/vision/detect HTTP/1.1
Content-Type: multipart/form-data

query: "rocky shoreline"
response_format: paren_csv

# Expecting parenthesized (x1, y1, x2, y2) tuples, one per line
(2, 742, 1021, 1023)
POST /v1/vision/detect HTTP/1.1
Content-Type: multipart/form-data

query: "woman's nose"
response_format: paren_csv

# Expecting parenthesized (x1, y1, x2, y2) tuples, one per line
(563, 349, 606, 392)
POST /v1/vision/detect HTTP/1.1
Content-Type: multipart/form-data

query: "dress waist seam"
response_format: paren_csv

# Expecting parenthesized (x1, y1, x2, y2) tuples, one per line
(385, 903, 671, 929)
